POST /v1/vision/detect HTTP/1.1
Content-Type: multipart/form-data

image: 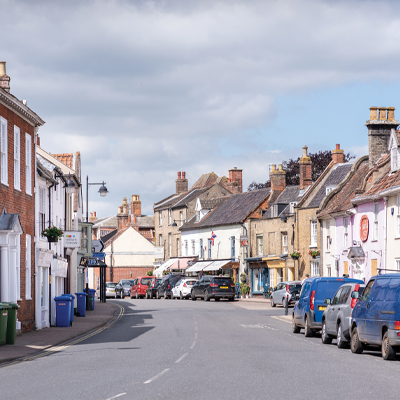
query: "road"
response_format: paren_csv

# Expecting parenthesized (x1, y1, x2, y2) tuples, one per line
(1, 298, 400, 400)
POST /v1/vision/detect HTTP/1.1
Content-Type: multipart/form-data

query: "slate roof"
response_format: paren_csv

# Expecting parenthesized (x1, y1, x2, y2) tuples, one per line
(263, 186, 302, 218)
(101, 229, 118, 243)
(0, 209, 23, 232)
(172, 187, 209, 209)
(52, 153, 74, 169)
(154, 193, 186, 211)
(190, 172, 228, 190)
(180, 188, 271, 230)
(135, 215, 154, 228)
(199, 198, 226, 209)
(93, 216, 118, 228)
(307, 163, 353, 208)
(318, 160, 369, 218)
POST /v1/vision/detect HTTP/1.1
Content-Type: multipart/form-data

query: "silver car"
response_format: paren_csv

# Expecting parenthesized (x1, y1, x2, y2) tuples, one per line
(321, 282, 365, 348)
(270, 281, 302, 307)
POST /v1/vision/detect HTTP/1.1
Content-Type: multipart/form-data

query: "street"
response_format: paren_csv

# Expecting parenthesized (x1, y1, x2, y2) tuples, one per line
(2, 299, 400, 400)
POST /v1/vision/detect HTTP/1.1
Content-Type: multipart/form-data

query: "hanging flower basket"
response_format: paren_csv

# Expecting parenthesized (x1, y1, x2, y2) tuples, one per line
(289, 251, 302, 260)
(42, 226, 63, 243)
(309, 250, 320, 259)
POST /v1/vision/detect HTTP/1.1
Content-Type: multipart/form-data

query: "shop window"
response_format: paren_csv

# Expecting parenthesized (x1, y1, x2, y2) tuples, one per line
(257, 234, 263, 256)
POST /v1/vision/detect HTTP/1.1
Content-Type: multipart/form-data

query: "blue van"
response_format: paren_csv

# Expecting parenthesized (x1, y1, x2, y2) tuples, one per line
(350, 273, 400, 360)
(292, 277, 363, 337)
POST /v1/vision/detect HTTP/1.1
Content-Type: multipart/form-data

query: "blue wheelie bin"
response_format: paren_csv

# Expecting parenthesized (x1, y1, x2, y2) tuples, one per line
(88, 289, 96, 310)
(54, 296, 71, 327)
(75, 292, 87, 317)
(62, 294, 75, 325)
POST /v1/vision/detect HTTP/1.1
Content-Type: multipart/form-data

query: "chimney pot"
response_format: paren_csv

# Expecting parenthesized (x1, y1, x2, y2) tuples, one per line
(178, 171, 181, 179)
(336, 144, 340, 150)
(387, 107, 395, 121)
(0, 62, 5, 76)
(302, 146, 308, 158)
(369, 107, 378, 120)
(379, 107, 387, 120)
(182, 172, 186, 179)
(271, 164, 276, 172)
(0, 61, 10, 93)
(278, 164, 283, 171)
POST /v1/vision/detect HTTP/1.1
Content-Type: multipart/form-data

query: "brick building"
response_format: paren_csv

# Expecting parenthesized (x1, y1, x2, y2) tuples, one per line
(0, 62, 45, 333)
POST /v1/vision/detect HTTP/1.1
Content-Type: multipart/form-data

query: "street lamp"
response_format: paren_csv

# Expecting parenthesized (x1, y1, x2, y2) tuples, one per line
(86, 175, 109, 222)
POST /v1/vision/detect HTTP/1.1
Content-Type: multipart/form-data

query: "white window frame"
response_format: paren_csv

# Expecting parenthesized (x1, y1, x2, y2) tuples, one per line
(169, 233, 172, 257)
(159, 211, 162, 226)
(14, 125, 20, 190)
(326, 221, 331, 252)
(311, 261, 320, 277)
(16, 235, 21, 300)
(289, 202, 297, 214)
(373, 201, 379, 241)
(185, 240, 188, 256)
(396, 196, 400, 238)
(282, 234, 288, 254)
(326, 265, 331, 277)
(0, 117, 8, 185)
(26, 234, 31, 299)
(231, 236, 235, 258)
(39, 186, 46, 236)
(25, 133, 32, 195)
(310, 221, 318, 247)
(343, 217, 348, 249)
(180, 211, 183, 226)
(256, 234, 263, 257)
(391, 147, 398, 172)
(191, 239, 195, 256)
(200, 238, 203, 258)
(168, 209, 172, 225)
(396, 258, 400, 272)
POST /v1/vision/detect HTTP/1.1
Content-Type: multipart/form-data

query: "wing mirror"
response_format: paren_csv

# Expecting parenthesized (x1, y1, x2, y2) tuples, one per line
(351, 291, 359, 299)
(324, 298, 331, 305)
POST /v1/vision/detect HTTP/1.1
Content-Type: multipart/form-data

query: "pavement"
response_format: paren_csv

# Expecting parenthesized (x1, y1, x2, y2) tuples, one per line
(0, 296, 290, 365)
(0, 301, 118, 364)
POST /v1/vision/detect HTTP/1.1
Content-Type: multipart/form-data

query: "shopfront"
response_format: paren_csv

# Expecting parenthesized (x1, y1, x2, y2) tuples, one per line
(263, 257, 286, 288)
(245, 257, 268, 296)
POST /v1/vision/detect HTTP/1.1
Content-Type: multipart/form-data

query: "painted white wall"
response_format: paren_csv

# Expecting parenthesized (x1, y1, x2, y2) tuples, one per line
(386, 193, 400, 272)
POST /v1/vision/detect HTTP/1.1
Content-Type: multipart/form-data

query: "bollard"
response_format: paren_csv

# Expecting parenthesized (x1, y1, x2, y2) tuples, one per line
(285, 295, 289, 315)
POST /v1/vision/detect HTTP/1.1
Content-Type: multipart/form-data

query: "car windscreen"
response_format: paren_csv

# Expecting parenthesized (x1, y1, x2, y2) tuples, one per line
(213, 278, 233, 285)
(289, 284, 302, 292)
(141, 278, 153, 286)
(122, 280, 134, 287)
(170, 275, 183, 285)
(185, 280, 197, 285)
(106, 283, 116, 288)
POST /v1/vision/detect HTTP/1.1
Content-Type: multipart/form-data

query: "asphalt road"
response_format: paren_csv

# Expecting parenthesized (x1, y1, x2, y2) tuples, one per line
(2, 298, 400, 400)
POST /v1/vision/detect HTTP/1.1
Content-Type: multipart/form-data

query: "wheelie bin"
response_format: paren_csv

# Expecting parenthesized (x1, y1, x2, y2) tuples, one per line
(88, 289, 96, 310)
(75, 292, 87, 317)
(0, 303, 10, 345)
(62, 294, 75, 325)
(5, 302, 19, 344)
(54, 296, 71, 327)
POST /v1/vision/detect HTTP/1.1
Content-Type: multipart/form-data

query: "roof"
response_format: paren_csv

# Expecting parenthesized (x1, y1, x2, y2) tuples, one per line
(93, 216, 118, 228)
(181, 188, 271, 230)
(101, 229, 118, 243)
(263, 186, 302, 218)
(308, 163, 353, 208)
(199, 198, 226, 209)
(154, 193, 186, 211)
(135, 215, 154, 228)
(52, 153, 74, 169)
(189, 172, 228, 190)
(37, 158, 56, 183)
(0, 208, 23, 232)
(172, 187, 209, 209)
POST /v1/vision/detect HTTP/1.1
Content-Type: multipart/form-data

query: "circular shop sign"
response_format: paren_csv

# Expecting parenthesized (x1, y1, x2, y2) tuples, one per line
(360, 215, 369, 242)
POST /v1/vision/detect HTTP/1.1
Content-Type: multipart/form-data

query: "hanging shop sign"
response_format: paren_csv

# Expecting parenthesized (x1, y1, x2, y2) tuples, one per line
(360, 215, 369, 242)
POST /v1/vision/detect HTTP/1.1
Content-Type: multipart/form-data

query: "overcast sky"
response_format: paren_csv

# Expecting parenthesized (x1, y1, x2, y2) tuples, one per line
(3, 0, 400, 217)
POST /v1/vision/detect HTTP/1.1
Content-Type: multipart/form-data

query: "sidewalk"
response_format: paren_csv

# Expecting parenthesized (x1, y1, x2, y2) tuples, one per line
(0, 301, 117, 364)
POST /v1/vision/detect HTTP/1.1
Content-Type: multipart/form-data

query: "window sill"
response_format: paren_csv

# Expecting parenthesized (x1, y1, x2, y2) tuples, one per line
(1, 182, 9, 187)
(395, 236, 400, 240)
(25, 297, 32, 301)
(14, 187, 21, 192)
(371, 240, 378, 243)
(309, 245, 317, 248)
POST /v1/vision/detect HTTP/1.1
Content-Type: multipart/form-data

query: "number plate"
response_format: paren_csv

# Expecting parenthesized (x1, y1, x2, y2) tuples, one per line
(318, 305, 327, 311)
(220, 286, 228, 289)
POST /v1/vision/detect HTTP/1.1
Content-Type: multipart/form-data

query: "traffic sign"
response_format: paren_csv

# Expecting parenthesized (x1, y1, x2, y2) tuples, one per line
(89, 258, 97, 266)
(92, 252, 106, 259)
(92, 240, 105, 253)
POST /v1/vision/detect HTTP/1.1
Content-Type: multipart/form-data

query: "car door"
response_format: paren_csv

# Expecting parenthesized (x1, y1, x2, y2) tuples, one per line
(295, 281, 311, 324)
(274, 283, 284, 304)
(353, 278, 375, 340)
(326, 287, 343, 335)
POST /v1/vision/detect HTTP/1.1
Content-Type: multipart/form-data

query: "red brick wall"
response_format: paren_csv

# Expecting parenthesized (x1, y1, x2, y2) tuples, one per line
(0, 103, 36, 332)
(247, 197, 270, 219)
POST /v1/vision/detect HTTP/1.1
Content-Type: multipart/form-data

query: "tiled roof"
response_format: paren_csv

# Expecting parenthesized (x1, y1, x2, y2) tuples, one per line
(37, 158, 55, 183)
(154, 193, 186, 211)
(101, 229, 118, 243)
(199, 198, 226, 209)
(93, 216, 118, 228)
(190, 172, 223, 190)
(318, 160, 369, 218)
(172, 187, 209, 209)
(181, 188, 271, 230)
(135, 215, 154, 228)
(52, 153, 74, 169)
(308, 163, 353, 208)
(263, 186, 302, 219)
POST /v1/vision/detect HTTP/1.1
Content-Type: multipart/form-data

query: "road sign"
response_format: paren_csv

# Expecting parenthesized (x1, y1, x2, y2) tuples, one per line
(92, 240, 105, 253)
(92, 252, 106, 259)
(89, 257, 97, 266)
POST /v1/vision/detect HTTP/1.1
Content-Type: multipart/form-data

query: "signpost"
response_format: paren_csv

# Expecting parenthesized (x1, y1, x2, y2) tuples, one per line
(92, 240, 105, 253)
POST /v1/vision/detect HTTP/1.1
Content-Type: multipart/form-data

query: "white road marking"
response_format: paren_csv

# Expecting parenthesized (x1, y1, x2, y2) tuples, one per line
(105, 393, 126, 400)
(190, 341, 196, 349)
(271, 316, 292, 324)
(194, 332, 198, 339)
(144, 369, 170, 384)
(175, 353, 188, 364)
(240, 324, 263, 328)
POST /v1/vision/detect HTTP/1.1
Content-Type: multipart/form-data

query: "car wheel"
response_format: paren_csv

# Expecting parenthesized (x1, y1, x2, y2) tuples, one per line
(120, 291, 124, 299)
(114, 292, 117, 299)
(191, 291, 196, 301)
(321, 320, 332, 344)
(336, 323, 347, 349)
(204, 290, 210, 301)
(180, 292, 183, 300)
(350, 326, 364, 354)
(271, 296, 276, 307)
(156, 291, 160, 299)
(304, 316, 314, 337)
(292, 316, 300, 334)
(382, 331, 396, 360)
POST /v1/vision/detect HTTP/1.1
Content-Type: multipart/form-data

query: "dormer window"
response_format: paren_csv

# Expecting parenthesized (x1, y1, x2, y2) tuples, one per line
(272, 205, 278, 218)
(289, 202, 297, 214)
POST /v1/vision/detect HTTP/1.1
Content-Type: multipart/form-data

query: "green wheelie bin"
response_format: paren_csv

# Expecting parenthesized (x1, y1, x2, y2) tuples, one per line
(0, 303, 10, 346)
(5, 302, 19, 344)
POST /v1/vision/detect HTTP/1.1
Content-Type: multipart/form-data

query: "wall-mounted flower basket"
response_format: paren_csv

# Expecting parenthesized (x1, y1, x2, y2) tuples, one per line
(42, 226, 63, 243)
(308, 250, 320, 259)
(47, 235, 58, 243)
(289, 251, 301, 261)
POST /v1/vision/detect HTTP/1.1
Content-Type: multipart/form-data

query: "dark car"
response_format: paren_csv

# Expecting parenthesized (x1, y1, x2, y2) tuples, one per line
(146, 278, 161, 299)
(191, 275, 235, 301)
(114, 279, 135, 299)
(350, 274, 400, 360)
(292, 276, 363, 337)
(157, 274, 184, 299)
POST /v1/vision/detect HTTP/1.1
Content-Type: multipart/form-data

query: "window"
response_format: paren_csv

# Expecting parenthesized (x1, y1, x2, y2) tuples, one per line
(25, 133, 32, 194)
(391, 147, 398, 172)
(311, 261, 319, 277)
(200, 238, 203, 258)
(361, 279, 375, 302)
(185, 240, 188, 256)
(177, 238, 180, 257)
(231, 236, 235, 258)
(289, 202, 297, 214)
(256, 234, 263, 256)
(397, 196, 400, 237)
(180, 211, 183, 226)
(39, 187, 46, 235)
(396, 259, 400, 272)
(14, 126, 20, 190)
(272, 205, 278, 218)
(326, 265, 331, 277)
(159, 234, 162, 247)
(159, 212, 162, 226)
(191, 239, 195, 255)
(373, 202, 379, 241)
(208, 239, 212, 259)
(339, 286, 351, 304)
(282, 234, 288, 254)
(311, 221, 318, 246)
(276, 268, 283, 283)
(168, 209, 172, 225)
(169, 233, 172, 257)
(26, 234, 31, 299)
(332, 288, 342, 305)
(343, 217, 348, 248)
(0, 117, 7, 184)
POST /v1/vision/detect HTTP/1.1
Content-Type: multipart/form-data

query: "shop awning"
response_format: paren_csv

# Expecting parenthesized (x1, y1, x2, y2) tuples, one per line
(186, 261, 213, 272)
(203, 260, 231, 271)
(153, 258, 176, 276)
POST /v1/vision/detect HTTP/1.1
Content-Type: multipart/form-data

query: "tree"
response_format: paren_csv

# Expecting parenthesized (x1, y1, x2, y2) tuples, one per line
(247, 150, 354, 191)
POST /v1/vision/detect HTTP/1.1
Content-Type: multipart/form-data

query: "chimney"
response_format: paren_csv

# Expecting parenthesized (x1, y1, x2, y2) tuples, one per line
(88, 212, 98, 223)
(366, 106, 399, 167)
(117, 197, 129, 231)
(332, 144, 344, 164)
(0, 62, 10, 93)
(130, 195, 142, 217)
(176, 171, 188, 194)
(227, 167, 243, 194)
(270, 164, 286, 193)
(299, 146, 312, 190)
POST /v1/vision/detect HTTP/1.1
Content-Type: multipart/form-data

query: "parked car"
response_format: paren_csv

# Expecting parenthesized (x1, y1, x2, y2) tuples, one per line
(130, 276, 154, 299)
(98, 282, 117, 298)
(172, 278, 198, 299)
(191, 275, 235, 301)
(350, 274, 400, 360)
(270, 281, 302, 307)
(146, 278, 162, 299)
(114, 279, 135, 299)
(321, 282, 365, 348)
(292, 276, 363, 337)
(157, 274, 184, 299)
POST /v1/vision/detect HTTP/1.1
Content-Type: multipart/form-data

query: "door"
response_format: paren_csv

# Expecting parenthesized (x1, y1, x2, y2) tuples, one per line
(354, 279, 375, 339)
(326, 287, 343, 335)
(295, 281, 311, 323)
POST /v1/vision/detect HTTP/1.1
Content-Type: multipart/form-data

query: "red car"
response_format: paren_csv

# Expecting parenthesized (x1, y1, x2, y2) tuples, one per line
(130, 276, 154, 299)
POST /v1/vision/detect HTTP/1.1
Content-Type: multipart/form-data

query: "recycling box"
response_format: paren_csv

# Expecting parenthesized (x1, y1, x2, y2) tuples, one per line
(55, 296, 71, 327)
(75, 292, 87, 317)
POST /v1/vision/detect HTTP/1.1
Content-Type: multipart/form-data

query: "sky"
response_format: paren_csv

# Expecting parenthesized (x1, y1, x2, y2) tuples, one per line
(3, 0, 400, 217)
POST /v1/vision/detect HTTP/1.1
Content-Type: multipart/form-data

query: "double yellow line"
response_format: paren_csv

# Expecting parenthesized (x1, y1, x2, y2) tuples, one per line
(0, 304, 125, 368)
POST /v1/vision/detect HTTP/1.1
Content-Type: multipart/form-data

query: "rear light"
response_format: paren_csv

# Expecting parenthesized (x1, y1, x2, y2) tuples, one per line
(336, 279, 344, 281)
(183, 282, 187, 287)
(168, 284, 170, 289)
(230, 284, 235, 288)
(395, 321, 400, 330)
(286, 285, 290, 293)
(210, 283, 218, 287)
(310, 290, 315, 311)
(351, 284, 360, 309)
